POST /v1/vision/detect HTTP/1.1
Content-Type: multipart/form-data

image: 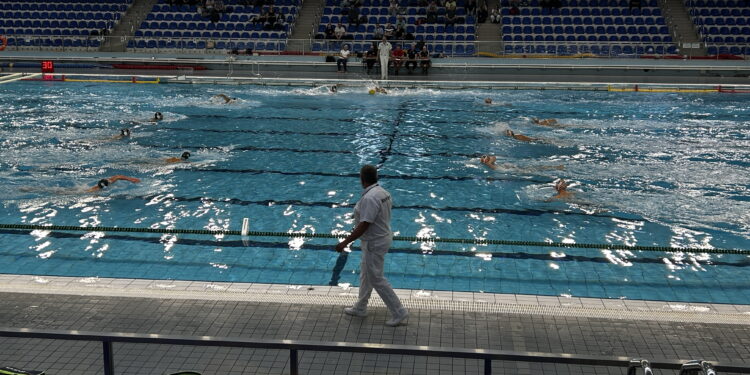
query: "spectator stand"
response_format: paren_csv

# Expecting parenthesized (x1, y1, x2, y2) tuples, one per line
(312, 0, 478, 57)
(498, 0, 679, 57)
(0, 0, 132, 52)
(685, 0, 750, 57)
(128, 0, 301, 54)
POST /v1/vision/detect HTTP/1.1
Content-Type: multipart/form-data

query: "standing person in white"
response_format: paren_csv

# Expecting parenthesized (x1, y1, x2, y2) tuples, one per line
(336, 165, 409, 327)
(377, 37, 392, 80)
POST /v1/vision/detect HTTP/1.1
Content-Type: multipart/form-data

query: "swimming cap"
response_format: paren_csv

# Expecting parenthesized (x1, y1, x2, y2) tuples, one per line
(121, 128, 130, 137)
(97, 179, 110, 189)
(155, 112, 163, 120)
(369, 89, 376, 95)
(181, 151, 191, 160)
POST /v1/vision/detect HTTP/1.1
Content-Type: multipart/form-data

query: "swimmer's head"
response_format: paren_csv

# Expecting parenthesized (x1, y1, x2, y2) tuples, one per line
(331, 85, 338, 93)
(97, 179, 110, 189)
(154, 112, 163, 121)
(120, 128, 130, 137)
(555, 179, 568, 192)
(181, 151, 191, 160)
(484, 98, 492, 104)
(369, 89, 376, 95)
(505, 129, 513, 136)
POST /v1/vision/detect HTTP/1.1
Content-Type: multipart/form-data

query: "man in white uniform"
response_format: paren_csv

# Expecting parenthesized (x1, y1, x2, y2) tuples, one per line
(377, 37, 392, 80)
(336, 165, 408, 327)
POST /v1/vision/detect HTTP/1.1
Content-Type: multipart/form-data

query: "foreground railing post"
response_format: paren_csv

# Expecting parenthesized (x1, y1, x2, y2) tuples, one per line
(103, 340, 114, 375)
(484, 357, 491, 375)
(290, 349, 299, 375)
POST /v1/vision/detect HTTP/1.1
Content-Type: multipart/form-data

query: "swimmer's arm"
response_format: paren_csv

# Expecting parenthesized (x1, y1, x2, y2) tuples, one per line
(108, 175, 141, 184)
(165, 157, 181, 163)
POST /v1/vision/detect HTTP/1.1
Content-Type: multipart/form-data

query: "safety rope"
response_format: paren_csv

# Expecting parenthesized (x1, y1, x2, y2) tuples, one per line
(0, 223, 746, 255)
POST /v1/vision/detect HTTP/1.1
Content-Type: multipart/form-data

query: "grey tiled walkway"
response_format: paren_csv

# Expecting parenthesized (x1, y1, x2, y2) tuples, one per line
(1, 279, 749, 374)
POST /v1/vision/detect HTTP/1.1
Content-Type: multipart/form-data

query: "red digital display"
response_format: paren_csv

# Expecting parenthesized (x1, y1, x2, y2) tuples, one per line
(41, 60, 54, 73)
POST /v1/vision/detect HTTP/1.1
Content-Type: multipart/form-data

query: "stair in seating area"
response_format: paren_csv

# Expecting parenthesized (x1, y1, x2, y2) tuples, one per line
(100, 0, 160, 52)
(287, 0, 326, 53)
(475, 0, 501, 55)
(661, 0, 707, 56)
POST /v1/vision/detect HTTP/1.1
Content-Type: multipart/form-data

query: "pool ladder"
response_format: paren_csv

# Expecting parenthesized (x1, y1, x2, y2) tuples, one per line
(627, 359, 717, 375)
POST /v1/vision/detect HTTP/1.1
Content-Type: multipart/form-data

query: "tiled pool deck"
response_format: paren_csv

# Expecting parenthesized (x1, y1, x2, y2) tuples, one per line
(1, 274, 749, 374)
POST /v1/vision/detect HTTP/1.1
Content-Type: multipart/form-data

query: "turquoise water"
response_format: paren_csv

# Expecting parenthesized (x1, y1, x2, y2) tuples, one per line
(1, 81, 749, 303)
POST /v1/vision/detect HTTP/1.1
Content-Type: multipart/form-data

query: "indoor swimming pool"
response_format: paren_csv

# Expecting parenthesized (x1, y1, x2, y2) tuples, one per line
(0, 81, 748, 304)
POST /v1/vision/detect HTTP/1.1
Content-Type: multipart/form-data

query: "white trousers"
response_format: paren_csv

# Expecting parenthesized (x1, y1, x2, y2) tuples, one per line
(379, 55, 389, 80)
(355, 238, 403, 315)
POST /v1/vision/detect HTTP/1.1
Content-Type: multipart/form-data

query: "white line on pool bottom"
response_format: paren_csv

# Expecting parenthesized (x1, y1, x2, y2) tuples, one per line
(0, 274, 748, 325)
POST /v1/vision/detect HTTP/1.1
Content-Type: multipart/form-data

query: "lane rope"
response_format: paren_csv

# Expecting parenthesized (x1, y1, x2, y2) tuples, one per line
(0, 224, 746, 255)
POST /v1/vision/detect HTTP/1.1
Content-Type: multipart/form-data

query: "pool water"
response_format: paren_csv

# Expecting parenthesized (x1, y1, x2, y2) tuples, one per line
(1, 81, 749, 304)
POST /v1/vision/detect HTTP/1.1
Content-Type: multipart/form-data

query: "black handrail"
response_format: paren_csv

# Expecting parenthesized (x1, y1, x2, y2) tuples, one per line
(2, 328, 750, 374)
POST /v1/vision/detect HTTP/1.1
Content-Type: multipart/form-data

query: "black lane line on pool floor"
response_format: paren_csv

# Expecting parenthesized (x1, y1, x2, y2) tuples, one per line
(376, 101, 409, 168)
(124, 196, 632, 221)
(2, 230, 748, 269)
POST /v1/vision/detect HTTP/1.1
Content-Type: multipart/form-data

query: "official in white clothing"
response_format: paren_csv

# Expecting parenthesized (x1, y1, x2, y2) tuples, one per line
(377, 37, 392, 80)
(336, 165, 408, 327)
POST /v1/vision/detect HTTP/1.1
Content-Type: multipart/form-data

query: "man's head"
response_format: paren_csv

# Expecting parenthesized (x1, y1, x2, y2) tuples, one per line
(154, 112, 163, 121)
(360, 165, 378, 187)
(555, 179, 568, 192)
(97, 179, 110, 189)
(121, 128, 131, 137)
(382, 36, 387, 43)
(181, 151, 191, 160)
(343, 44, 349, 50)
(484, 98, 492, 104)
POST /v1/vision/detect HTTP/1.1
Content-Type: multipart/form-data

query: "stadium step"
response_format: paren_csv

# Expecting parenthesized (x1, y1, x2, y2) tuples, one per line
(288, 0, 326, 53)
(101, 0, 160, 52)
(661, 0, 707, 56)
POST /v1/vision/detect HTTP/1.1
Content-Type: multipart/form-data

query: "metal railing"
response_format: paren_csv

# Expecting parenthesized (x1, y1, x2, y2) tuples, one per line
(2, 328, 750, 375)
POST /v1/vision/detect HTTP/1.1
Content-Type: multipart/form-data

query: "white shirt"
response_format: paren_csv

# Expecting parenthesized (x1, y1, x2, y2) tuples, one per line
(353, 183, 392, 241)
(339, 49, 350, 59)
(378, 41, 392, 58)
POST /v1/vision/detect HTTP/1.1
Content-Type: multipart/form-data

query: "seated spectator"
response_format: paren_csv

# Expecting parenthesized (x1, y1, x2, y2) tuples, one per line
(384, 23, 396, 39)
(509, 5, 520, 15)
(396, 16, 407, 32)
(373, 23, 385, 39)
(405, 45, 418, 73)
(253, 8, 268, 24)
(415, 38, 425, 52)
(489, 7, 500, 23)
(325, 23, 336, 39)
(445, 0, 457, 13)
(349, 6, 362, 26)
(264, 7, 279, 30)
(388, 0, 400, 16)
(391, 44, 405, 75)
(364, 44, 377, 74)
(465, 0, 476, 14)
(419, 46, 431, 73)
(337, 44, 351, 72)
(445, 10, 457, 26)
(404, 30, 416, 40)
(427, 1, 439, 23)
(477, 4, 489, 23)
(334, 23, 346, 39)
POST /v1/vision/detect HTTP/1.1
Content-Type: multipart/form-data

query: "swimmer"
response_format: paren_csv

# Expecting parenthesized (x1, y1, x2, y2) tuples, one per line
(87, 175, 141, 192)
(484, 98, 492, 104)
(549, 179, 574, 201)
(505, 129, 539, 143)
(111, 128, 130, 140)
(330, 85, 338, 93)
(480, 155, 499, 170)
(479, 154, 564, 172)
(150, 112, 164, 122)
(369, 87, 388, 95)
(532, 118, 565, 127)
(213, 94, 237, 103)
(165, 151, 191, 163)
